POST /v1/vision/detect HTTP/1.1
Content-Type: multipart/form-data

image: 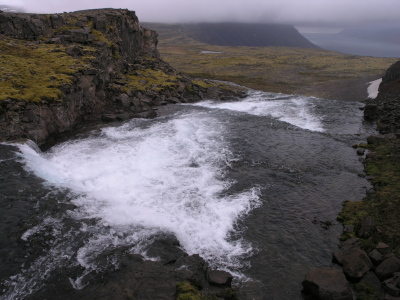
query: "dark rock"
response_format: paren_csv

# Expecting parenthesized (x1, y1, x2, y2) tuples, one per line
(364, 61, 400, 134)
(340, 237, 361, 252)
(361, 271, 382, 294)
(145, 233, 186, 265)
(302, 267, 353, 300)
(343, 225, 354, 234)
(133, 110, 158, 119)
(377, 242, 391, 255)
(175, 254, 208, 289)
(358, 216, 376, 238)
(356, 148, 366, 155)
(207, 270, 233, 287)
(364, 104, 378, 121)
(366, 151, 380, 160)
(369, 249, 384, 264)
(376, 257, 400, 280)
(101, 114, 117, 122)
(385, 278, 400, 297)
(384, 293, 400, 299)
(80, 260, 177, 300)
(333, 250, 345, 265)
(116, 113, 133, 121)
(367, 135, 385, 145)
(117, 93, 131, 107)
(342, 248, 373, 279)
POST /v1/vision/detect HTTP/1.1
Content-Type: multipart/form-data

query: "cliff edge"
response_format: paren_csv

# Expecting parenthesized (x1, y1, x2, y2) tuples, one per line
(364, 60, 400, 133)
(0, 9, 244, 146)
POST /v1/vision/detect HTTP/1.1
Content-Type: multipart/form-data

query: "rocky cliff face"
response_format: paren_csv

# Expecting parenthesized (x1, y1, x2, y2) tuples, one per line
(364, 60, 400, 133)
(0, 9, 243, 146)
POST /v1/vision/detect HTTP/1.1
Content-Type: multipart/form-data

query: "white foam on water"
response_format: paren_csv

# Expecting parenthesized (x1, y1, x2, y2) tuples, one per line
(193, 92, 324, 132)
(367, 78, 382, 99)
(16, 112, 260, 271)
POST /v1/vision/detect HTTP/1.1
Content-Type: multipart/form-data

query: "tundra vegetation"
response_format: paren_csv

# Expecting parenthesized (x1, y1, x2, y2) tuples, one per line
(145, 22, 397, 100)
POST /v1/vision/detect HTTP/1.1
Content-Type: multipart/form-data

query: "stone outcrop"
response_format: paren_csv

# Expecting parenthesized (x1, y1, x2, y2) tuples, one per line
(302, 267, 353, 300)
(0, 9, 244, 147)
(342, 248, 373, 280)
(364, 60, 400, 133)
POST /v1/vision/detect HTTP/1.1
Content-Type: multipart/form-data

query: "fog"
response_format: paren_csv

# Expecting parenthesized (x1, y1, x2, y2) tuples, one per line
(2, 0, 400, 30)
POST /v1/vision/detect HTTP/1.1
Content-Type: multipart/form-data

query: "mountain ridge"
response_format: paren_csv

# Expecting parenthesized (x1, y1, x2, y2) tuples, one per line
(143, 22, 319, 48)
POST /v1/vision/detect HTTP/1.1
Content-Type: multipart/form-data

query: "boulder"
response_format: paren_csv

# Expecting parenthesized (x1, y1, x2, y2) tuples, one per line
(376, 257, 400, 280)
(377, 242, 391, 255)
(302, 267, 353, 300)
(175, 254, 208, 289)
(333, 250, 345, 265)
(342, 248, 373, 279)
(356, 148, 366, 155)
(340, 237, 361, 252)
(207, 270, 233, 287)
(369, 249, 384, 264)
(364, 104, 378, 121)
(361, 271, 382, 294)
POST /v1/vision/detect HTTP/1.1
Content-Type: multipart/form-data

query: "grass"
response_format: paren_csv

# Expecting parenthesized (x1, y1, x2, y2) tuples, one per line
(339, 138, 400, 256)
(121, 68, 181, 93)
(0, 37, 93, 103)
(145, 23, 397, 99)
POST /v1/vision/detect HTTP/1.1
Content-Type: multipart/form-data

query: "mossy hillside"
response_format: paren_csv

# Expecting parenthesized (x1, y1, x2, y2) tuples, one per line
(146, 23, 397, 98)
(175, 281, 236, 300)
(121, 68, 181, 93)
(161, 46, 396, 95)
(0, 37, 94, 103)
(175, 281, 207, 300)
(339, 138, 400, 256)
(120, 68, 233, 95)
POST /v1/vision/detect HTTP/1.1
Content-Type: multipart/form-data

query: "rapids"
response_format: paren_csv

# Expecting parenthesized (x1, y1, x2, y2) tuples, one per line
(0, 89, 375, 299)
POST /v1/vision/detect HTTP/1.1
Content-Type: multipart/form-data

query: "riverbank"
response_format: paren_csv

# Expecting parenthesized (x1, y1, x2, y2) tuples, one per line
(0, 9, 245, 147)
(302, 60, 400, 300)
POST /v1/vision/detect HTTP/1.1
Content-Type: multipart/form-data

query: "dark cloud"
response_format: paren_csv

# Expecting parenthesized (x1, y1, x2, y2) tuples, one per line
(11, 0, 400, 28)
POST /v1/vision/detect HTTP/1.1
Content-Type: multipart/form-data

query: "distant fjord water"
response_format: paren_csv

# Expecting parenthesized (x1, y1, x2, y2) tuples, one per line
(302, 32, 399, 58)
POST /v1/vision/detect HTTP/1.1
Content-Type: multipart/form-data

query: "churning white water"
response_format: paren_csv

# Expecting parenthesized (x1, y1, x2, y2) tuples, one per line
(17, 112, 260, 271)
(3, 89, 375, 300)
(192, 91, 324, 132)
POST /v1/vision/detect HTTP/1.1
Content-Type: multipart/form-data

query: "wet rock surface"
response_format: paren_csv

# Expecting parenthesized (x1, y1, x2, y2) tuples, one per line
(364, 60, 400, 133)
(302, 267, 353, 300)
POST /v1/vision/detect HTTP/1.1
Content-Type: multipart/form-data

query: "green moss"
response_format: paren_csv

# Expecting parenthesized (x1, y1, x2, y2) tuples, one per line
(175, 281, 225, 300)
(0, 38, 92, 103)
(91, 29, 113, 47)
(354, 282, 380, 300)
(175, 282, 204, 300)
(339, 138, 400, 256)
(192, 80, 213, 89)
(122, 69, 180, 92)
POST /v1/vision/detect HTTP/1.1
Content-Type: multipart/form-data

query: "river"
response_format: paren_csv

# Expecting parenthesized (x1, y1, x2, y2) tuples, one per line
(0, 89, 375, 299)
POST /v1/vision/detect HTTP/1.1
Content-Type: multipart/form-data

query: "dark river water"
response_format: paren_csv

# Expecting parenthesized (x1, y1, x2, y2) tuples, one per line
(0, 90, 375, 299)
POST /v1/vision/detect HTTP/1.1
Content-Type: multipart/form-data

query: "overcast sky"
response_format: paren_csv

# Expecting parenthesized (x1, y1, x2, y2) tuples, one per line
(3, 0, 400, 29)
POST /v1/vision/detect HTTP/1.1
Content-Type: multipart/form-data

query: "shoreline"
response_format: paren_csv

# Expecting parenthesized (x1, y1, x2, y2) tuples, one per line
(302, 60, 400, 300)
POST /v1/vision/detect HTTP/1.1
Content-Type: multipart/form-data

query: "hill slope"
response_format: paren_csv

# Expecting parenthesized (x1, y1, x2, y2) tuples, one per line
(144, 22, 319, 48)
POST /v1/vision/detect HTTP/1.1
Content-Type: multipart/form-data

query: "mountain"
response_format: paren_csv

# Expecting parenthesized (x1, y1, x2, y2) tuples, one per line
(144, 22, 319, 48)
